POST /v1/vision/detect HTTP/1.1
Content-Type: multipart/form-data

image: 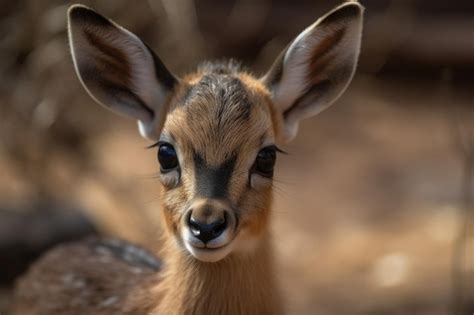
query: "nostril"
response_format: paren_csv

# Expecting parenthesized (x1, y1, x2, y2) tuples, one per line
(212, 215, 227, 237)
(188, 217, 201, 237)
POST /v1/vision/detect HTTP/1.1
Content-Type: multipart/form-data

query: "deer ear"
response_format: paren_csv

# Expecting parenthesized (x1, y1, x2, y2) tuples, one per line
(67, 5, 177, 140)
(262, 2, 364, 142)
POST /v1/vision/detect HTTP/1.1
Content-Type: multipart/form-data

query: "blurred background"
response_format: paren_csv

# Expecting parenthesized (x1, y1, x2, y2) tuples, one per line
(0, 0, 473, 314)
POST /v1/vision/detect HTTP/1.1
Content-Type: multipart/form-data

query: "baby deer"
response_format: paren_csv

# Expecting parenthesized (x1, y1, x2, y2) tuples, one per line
(12, 2, 363, 314)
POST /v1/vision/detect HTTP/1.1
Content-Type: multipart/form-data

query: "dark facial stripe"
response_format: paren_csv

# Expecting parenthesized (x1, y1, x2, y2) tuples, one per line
(194, 153, 237, 199)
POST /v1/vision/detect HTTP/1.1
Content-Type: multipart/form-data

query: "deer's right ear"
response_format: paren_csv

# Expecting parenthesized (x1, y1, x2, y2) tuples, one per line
(68, 5, 177, 140)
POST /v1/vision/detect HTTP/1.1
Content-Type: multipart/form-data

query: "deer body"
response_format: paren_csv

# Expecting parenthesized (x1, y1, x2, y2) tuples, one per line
(12, 3, 363, 314)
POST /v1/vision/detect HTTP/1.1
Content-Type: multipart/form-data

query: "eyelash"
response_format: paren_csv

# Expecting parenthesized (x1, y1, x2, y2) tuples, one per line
(147, 141, 165, 149)
(266, 145, 286, 155)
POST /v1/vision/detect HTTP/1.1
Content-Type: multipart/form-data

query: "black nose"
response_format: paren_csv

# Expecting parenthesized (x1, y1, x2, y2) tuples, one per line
(188, 213, 228, 243)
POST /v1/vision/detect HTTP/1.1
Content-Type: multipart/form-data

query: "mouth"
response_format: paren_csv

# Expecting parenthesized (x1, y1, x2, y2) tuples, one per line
(181, 227, 236, 262)
(183, 241, 234, 262)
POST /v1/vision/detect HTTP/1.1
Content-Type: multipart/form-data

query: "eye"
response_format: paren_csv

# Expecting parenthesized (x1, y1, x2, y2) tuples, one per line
(158, 143, 179, 171)
(254, 146, 277, 177)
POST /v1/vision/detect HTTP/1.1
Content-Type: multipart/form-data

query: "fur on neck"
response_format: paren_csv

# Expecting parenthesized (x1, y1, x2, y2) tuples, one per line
(151, 234, 282, 315)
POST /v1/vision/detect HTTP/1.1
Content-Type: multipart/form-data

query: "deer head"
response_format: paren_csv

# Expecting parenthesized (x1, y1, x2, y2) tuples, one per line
(68, 2, 363, 263)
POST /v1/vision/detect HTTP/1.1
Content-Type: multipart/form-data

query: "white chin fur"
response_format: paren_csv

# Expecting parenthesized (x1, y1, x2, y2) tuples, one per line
(180, 224, 235, 262)
(184, 241, 234, 263)
(180, 226, 261, 262)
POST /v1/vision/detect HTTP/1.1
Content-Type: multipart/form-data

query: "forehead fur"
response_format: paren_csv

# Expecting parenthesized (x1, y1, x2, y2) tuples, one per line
(164, 61, 277, 166)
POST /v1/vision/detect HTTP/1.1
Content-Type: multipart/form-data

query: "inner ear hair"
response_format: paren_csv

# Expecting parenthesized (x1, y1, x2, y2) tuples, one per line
(261, 2, 364, 142)
(68, 4, 178, 140)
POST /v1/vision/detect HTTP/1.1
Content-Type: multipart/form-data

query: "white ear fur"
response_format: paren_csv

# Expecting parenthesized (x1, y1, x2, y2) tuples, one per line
(262, 2, 364, 142)
(68, 5, 177, 140)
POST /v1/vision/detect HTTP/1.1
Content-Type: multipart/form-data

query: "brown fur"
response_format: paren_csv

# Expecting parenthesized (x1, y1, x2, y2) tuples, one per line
(153, 234, 281, 315)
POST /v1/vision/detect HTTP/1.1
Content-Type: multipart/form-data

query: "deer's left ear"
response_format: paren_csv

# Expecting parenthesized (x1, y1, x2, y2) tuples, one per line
(262, 2, 364, 142)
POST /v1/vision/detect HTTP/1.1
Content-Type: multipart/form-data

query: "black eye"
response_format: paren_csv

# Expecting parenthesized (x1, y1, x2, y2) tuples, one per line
(158, 143, 179, 171)
(255, 146, 277, 177)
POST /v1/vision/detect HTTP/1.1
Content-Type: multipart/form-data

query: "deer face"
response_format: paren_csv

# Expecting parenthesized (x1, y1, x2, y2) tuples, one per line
(68, 3, 363, 262)
(156, 69, 280, 261)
